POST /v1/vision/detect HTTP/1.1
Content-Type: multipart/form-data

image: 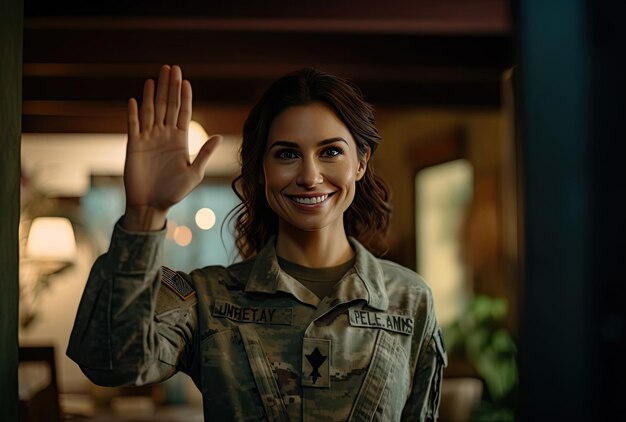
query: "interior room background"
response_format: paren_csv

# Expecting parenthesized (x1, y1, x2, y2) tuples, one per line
(16, 1, 519, 420)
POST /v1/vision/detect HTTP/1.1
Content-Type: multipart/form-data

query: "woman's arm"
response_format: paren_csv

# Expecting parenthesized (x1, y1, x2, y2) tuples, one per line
(401, 295, 448, 421)
(67, 65, 217, 387)
(67, 220, 198, 386)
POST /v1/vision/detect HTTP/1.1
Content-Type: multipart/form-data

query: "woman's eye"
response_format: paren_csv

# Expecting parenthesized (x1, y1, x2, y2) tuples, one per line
(321, 146, 343, 158)
(277, 149, 299, 160)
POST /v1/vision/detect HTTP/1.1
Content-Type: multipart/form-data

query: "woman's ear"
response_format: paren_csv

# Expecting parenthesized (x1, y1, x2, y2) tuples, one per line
(356, 148, 371, 181)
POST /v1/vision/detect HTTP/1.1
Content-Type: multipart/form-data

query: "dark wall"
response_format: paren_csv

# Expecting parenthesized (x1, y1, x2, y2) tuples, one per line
(588, 1, 626, 419)
(0, 0, 22, 419)
(518, 0, 626, 419)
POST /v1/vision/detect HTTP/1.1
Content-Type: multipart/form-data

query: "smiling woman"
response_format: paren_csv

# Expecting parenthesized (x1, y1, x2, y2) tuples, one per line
(261, 103, 369, 267)
(233, 68, 390, 260)
(67, 65, 447, 421)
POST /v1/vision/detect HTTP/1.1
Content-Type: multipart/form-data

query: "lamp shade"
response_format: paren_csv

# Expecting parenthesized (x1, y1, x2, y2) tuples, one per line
(26, 217, 76, 262)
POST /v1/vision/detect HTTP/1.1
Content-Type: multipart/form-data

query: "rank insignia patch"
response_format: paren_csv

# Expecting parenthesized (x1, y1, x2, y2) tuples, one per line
(302, 338, 331, 388)
(161, 266, 195, 300)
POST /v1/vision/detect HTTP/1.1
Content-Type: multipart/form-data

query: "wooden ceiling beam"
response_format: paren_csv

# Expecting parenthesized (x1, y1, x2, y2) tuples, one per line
(22, 76, 501, 104)
(23, 63, 501, 84)
(24, 1, 511, 34)
(24, 16, 510, 34)
(21, 2, 512, 133)
(23, 30, 509, 67)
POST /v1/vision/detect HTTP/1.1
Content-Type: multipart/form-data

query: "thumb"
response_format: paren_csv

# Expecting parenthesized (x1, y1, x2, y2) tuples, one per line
(191, 135, 222, 177)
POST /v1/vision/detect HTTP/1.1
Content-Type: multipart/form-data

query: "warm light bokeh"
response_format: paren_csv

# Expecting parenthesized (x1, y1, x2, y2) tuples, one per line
(173, 225, 193, 247)
(195, 208, 216, 230)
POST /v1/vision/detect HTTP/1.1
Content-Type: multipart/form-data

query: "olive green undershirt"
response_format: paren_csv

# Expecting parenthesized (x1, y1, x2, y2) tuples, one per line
(277, 256, 356, 299)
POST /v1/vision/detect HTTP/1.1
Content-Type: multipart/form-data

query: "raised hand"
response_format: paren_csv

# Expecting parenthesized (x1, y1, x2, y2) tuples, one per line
(123, 65, 221, 231)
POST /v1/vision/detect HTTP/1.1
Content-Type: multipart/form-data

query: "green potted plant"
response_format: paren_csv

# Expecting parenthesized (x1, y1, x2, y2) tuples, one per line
(445, 295, 518, 421)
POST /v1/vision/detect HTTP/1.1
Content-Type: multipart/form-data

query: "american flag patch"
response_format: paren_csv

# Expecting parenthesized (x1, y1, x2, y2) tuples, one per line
(161, 266, 195, 300)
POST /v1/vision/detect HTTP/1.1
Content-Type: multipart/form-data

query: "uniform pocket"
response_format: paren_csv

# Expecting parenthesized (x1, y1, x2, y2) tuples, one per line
(200, 328, 267, 421)
(238, 325, 289, 421)
(154, 308, 192, 366)
(349, 330, 411, 421)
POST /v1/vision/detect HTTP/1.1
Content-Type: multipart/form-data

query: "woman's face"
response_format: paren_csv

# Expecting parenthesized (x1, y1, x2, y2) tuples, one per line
(263, 102, 369, 235)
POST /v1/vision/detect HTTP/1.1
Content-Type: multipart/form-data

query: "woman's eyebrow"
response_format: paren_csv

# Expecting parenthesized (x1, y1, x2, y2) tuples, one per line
(267, 137, 348, 150)
(318, 137, 348, 147)
(267, 140, 298, 150)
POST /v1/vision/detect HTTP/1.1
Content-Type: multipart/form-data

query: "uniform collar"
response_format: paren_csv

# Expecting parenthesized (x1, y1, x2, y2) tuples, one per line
(244, 236, 389, 311)
(348, 237, 389, 311)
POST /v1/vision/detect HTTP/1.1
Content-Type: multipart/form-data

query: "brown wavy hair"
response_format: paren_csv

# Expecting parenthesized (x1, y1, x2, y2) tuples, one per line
(230, 68, 392, 258)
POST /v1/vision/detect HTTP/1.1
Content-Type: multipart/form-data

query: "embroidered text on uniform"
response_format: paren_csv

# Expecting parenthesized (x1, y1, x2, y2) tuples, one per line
(348, 309, 414, 335)
(212, 299, 293, 325)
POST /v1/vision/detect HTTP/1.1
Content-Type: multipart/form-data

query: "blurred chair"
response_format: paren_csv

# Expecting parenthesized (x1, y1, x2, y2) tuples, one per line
(439, 377, 483, 422)
(18, 346, 61, 422)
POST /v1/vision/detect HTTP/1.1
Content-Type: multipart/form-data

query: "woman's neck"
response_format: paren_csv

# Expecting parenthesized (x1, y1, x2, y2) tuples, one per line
(275, 223, 354, 268)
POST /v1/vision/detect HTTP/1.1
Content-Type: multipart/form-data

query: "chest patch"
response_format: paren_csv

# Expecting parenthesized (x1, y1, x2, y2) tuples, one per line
(348, 309, 414, 335)
(301, 338, 331, 388)
(212, 299, 293, 325)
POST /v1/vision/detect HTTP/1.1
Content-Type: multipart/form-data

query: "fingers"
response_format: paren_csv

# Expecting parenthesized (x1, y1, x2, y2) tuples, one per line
(139, 79, 155, 131)
(165, 66, 182, 126)
(154, 65, 171, 125)
(127, 98, 140, 137)
(177, 80, 192, 130)
(191, 135, 223, 178)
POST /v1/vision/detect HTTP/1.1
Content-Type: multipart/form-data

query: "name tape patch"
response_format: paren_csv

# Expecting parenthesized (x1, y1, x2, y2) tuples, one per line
(212, 300, 293, 325)
(348, 309, 414, 335)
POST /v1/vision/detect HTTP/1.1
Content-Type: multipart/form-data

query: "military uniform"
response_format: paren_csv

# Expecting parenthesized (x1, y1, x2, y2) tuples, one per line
(68, 219, 447, 421)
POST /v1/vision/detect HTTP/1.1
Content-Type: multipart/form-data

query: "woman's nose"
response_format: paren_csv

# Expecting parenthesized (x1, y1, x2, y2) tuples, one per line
(296, 158, 323, 188)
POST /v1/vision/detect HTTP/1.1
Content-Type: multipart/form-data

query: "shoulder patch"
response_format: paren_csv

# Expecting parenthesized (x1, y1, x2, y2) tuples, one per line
(161, 266, 195, 301)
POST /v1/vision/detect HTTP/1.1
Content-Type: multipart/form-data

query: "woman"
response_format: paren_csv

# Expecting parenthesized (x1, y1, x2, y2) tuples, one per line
(68, 65, 447, 421)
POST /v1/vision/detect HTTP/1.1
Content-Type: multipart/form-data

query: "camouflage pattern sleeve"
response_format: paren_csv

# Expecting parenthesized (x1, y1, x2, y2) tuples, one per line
(401, 297, 448, 421)
(66, 219, 198, 387)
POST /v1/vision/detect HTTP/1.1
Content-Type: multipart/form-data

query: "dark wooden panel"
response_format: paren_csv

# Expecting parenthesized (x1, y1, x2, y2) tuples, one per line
(22, 114, 128, 133)
(21, 103, 251, 134)
(22, 76, 265, 103)
(0, 0, 22, 419)
(24, 0, 510, 34)
(22, 75, 501, 104)
(20, 4, 512, 130)
(23, 29, 510, 68)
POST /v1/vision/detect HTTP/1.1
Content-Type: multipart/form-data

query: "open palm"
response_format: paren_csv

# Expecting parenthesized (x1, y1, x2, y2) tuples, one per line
(123, 65, 221, 230)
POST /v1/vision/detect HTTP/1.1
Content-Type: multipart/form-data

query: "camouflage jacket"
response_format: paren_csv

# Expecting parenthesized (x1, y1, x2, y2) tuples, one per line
(67, 220, 447, 421)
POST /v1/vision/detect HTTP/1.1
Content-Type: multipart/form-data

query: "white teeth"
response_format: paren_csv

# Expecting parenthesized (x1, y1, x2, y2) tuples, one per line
(292, 194, 329, 205)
